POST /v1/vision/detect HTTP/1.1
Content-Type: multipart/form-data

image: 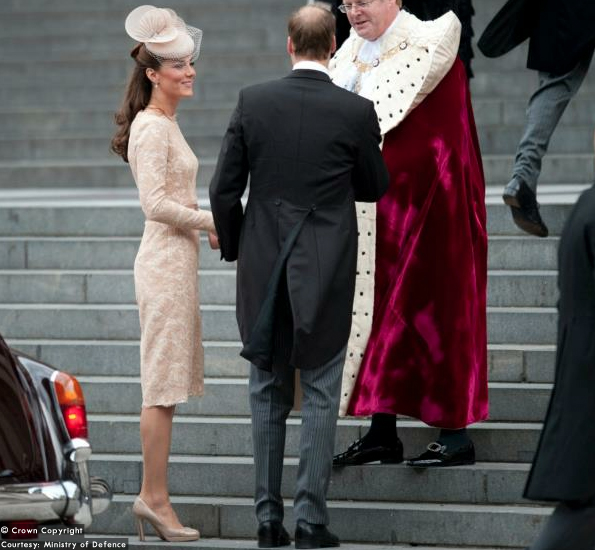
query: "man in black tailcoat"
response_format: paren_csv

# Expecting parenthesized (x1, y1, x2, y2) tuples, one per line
(522, 137, 595, 549)
(209, 5, 388, 548)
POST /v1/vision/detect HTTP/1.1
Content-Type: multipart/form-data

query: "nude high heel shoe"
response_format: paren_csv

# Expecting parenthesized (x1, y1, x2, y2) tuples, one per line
(132, 496, 200, 542)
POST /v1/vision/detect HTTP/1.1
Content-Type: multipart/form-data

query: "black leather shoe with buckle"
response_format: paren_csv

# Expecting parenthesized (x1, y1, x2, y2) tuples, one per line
(295, 520, 339, 549)
(502, 179, 549, 237)
(406, 441, 476, 468)
(257, 520, 290, 548)
(333, 437, 404, 466)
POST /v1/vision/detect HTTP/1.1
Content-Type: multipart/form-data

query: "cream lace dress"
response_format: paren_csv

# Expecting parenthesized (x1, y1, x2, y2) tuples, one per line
(128, 110, 215, 407)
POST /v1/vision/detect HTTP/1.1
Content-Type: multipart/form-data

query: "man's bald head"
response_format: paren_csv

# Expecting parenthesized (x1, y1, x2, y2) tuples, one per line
(287, 4, 336, 62)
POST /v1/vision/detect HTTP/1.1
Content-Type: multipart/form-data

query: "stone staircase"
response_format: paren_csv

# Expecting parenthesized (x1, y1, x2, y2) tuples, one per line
(1, 0, 594, 548)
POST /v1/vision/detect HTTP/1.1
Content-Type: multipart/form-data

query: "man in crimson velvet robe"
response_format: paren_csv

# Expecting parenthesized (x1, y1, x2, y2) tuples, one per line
(330, 0, 488, 467)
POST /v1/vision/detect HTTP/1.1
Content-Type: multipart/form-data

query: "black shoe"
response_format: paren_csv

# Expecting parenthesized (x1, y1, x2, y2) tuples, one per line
(257, 520, 290, 548)
(406, 441, 475, 468)
(333, 437, 403, 466)
(295, 520, 339, 549)
(502, 179, 549, 237)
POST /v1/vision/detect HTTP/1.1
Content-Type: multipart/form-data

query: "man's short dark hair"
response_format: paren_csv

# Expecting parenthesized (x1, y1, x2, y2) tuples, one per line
(288, 5, 336, 60)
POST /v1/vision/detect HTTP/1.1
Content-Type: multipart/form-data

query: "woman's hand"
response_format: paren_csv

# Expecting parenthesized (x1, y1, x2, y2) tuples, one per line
(208, 231, 220, 250)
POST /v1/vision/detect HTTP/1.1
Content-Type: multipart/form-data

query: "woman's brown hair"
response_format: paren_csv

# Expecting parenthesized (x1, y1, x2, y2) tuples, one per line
(111, 44, 161, 162)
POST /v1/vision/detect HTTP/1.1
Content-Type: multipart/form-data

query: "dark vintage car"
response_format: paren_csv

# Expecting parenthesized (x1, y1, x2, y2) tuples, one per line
(0, 334, 111, 529)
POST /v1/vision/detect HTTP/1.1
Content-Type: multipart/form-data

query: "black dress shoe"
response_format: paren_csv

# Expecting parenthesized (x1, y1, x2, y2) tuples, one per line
(502, 179, 549, 237)
(257, 520, 290, 548)
(333, 437, 403, 466)
(406, 441, 475, 468)
(295, 520, 339, 549)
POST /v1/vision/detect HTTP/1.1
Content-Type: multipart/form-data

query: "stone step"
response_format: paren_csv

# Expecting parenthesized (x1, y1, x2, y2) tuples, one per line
(0, 234, 231, 270)
(0, 154, 592, 189)
(9, 339, 556, 384)
(0, 105, 235, 138)
(0, 158, 217, 188)
(473, 97, 595, 128)
(0, 4, 304, 36)
(2, 98, 593, 139)
(86, 415, 542, 463)
(78, 376, 552, 422)
(0, 79, 269, 107)
(0, 135, 224, 161)
(3, 126, 595, 161)
(477, 125, 595, 155)
(89, 494, 549, 547)
(0, 196, 574, 238)
(0, 304, 240, 341)
(0, 304, 558, 344)
(91, 454, 533, 505)
(0, 269, 235, 305)
(0, 269, 558, 307)
(0, 234, 560, 271)
(0, 30, 290, 61)
(470, 69, 595, 97)
(0, 56, 290, 89)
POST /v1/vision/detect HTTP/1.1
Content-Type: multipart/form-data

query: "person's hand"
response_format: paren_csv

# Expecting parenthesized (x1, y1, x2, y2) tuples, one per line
(208, 231, 220, 250)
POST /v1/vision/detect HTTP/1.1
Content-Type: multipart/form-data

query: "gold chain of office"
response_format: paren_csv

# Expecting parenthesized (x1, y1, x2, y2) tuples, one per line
(351, 41, 408, 73)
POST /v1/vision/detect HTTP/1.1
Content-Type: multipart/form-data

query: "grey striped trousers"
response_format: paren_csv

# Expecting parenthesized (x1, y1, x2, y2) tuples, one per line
(249, 346, 346, 525)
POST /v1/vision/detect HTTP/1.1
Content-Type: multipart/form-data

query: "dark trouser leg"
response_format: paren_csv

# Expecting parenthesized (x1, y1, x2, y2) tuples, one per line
(249, 363, 295, 523)
(293, 347, 345, 524)
(512, 51, 593, 193)
(528, 499, 595, 550)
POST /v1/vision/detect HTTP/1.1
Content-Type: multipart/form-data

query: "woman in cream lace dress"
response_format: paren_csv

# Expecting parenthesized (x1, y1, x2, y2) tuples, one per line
(111, 6, 216, 542)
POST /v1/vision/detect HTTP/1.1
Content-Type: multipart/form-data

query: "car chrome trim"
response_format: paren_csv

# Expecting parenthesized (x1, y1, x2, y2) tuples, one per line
(64, 438, 92, 463)
(0, 481, 72, 522)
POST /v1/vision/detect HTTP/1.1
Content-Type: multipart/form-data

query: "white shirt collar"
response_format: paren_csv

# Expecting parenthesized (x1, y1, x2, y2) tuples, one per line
(293, 60, 330, 76)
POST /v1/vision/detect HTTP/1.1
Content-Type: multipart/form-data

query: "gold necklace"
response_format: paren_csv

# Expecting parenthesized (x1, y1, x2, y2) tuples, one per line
(351, 40, 408, 73)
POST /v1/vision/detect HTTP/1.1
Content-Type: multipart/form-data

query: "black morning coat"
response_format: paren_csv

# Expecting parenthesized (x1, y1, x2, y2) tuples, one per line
(477, 0, 595, 75)
(524, 184, 595, 502)
(209, 69, 389, 372)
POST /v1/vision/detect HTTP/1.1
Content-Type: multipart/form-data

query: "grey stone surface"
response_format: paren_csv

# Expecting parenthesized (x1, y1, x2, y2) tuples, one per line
(0, 305, 240, 340)
(0, 269, 557, 308)
(0, 237, 232, 270)
(90, 454, 531, 504)
(488, 271, 557, 307)
(0, 200, 575, 238)
(0, 234, 559, 270)
(8, 338, 555, 382)
(86, 416, 542, 463)
(78, 377, 552, 421)
(10, 340, 244, 378)
(0, 304, 558, 345)
(0, 155, 592, 188)
(488, 236, 559, 270)
(0, 135, 224, 161)
(89, 495, 551, 547)
(0, 159, 216, 188)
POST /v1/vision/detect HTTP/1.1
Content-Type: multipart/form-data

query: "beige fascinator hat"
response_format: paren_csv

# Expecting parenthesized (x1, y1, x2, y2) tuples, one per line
(125, 5, 202, 61)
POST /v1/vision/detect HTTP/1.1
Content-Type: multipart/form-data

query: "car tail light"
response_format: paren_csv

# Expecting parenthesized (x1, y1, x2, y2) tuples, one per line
(53, 372, 88, 439)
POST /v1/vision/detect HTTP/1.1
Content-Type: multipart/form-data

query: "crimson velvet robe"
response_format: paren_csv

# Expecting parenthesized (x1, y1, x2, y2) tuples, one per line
(347, 59, 488, 429)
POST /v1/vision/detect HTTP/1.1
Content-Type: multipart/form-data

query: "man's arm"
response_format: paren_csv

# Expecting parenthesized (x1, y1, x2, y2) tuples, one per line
(209, 91, 249, 262)
(351, 101, 390, 202)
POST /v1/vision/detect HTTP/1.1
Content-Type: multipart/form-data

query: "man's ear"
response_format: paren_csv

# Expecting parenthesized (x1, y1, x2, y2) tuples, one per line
(287, 36, 295, 56)
(330, 35, 337, 56)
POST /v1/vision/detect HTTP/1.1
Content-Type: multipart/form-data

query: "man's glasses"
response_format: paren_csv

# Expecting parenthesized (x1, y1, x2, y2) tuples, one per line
(337, 0, 378, 13)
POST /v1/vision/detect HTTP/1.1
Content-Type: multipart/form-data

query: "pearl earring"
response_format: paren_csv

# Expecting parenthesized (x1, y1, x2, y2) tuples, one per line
(153, 82, 159, 88)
